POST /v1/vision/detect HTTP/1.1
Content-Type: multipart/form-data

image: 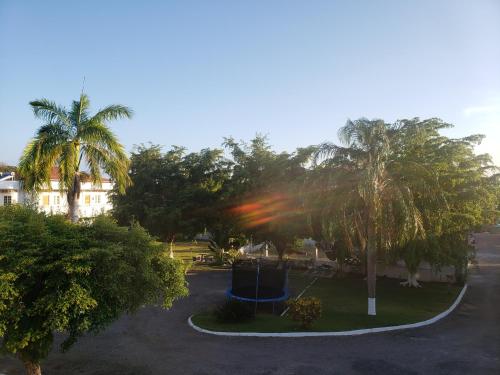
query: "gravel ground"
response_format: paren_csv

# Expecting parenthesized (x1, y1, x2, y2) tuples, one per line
(1, 233, 499, 375)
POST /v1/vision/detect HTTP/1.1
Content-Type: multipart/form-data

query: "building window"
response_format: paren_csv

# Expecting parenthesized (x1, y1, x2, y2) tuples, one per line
(3, 196, 12, 205)
(85, 195, 91, 205)
(43, 195, 49, 206)
(54, 195, 60, 205)
(96, 195, 101, 204)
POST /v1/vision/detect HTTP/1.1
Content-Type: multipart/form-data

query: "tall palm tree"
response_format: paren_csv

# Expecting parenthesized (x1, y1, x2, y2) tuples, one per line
(19, 94, 132, 222)
(315, 119, 424, 315)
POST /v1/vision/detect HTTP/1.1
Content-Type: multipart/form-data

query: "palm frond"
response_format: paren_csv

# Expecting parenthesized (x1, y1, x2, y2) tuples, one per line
(58, 142, 79, 192)
(70, 94, 91, 128)
(82, 143, 131, 193)
(30, 99, 71, 127)
(18, 133, 65, 191)
(93, 104, 133, 122)
(77, 120, 121, 149)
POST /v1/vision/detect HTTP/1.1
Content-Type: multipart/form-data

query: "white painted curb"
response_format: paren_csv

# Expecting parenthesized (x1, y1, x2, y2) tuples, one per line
(188, 284, 467, 337)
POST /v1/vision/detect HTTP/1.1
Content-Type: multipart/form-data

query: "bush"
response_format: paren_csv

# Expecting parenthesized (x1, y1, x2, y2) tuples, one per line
(225, 249, 242, 265)
(208, 240, 225, 265)
(0, 206, 188, 374)
(214, 299, 255, 323)
(286, 297, 322, 329)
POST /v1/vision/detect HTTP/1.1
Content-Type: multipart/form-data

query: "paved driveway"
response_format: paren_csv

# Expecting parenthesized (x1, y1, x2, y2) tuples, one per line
(1, 233, 499, 374)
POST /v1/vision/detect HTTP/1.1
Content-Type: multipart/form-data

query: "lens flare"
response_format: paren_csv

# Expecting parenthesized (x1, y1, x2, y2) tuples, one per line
(230, 192, 302, 228)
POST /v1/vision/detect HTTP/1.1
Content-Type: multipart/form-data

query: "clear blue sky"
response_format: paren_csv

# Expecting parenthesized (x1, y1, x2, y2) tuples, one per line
(1, 0, 499, 165)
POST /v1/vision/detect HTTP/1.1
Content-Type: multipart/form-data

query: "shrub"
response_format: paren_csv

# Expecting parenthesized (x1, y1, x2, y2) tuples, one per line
(286, 297, 322, 329)
(208, 240, 225, 265)
(0, 206, 188, 375)
(225, 249, 242, 265)
(214, 299, 255, 323)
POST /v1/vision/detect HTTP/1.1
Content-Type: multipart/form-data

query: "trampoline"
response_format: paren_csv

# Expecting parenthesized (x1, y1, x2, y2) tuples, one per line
(226, 260, 289, 306)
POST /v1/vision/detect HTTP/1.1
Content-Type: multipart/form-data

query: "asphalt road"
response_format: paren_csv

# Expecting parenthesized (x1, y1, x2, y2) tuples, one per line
(1, 233, 499, 375)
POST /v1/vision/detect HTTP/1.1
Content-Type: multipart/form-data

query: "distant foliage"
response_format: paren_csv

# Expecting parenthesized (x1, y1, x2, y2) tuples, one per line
(310, 118, 499, 289)
(225, 249, 242, 265)
(111, 144, 232, 243)
(0, 163, 17, 174)
(286, 297, 322, 329)
(207, 240, 242, 265)
(214, 299, 255, 323)
(208, 239, 226, 265)
(0, 206, 188, 373)
(111, 122, 498, 288)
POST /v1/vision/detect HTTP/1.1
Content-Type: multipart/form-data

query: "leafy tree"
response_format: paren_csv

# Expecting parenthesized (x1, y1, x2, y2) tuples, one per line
(307, 157, 367, 273)
(112, 144, 232, 245)
(0, 205, 188, 375)
(391, 118, 499, 285)
(18, 94, 132, 222)
(224, 135, 314, 259)
(313, 117, 498, 299)
(315, 119, 425, 315)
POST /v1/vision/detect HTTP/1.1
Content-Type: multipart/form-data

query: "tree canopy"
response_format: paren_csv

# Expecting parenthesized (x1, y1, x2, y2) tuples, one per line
(111, 120, 498, 303)
(112, 137, 316, 256)
(112, 144, 232, 242)
(19, 94, 132, 222)
(0, 205, 188, 375)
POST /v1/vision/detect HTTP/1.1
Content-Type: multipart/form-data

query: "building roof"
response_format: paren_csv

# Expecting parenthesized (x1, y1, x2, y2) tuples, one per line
(0, 172, 15, 181)
(49, 167, 111, 183)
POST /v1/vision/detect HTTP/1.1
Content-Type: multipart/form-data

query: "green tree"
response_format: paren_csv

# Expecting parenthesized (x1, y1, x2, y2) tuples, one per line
(19, 94, 132, 222)
(0, 205, 188, 375)
(112, 144, 232, 245)
(315, 119, 424, 315)
(392, 118, 499, 285)
(224, 135, 314, 258)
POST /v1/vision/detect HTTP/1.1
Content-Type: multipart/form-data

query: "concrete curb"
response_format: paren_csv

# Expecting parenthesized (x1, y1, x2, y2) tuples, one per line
(188, 284, 468, 337)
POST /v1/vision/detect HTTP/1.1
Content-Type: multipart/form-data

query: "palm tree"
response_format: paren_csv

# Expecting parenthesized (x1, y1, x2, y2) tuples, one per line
(315, 119, 424, 315)
(19, 94, 132, 222)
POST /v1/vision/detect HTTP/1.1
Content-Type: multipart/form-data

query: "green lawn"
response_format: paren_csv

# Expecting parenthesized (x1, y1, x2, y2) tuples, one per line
(191, 274, 463, 332)
(171, 241, 209, 262)
(171, 242, 330, 271)
(170, 242, 230, 271)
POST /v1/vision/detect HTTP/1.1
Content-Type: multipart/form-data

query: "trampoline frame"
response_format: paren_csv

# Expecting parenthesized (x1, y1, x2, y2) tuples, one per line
(226, 288, 289, 303)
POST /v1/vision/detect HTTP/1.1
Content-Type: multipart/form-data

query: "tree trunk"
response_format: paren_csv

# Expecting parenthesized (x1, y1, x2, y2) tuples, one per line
(67, 174, 81, 223)
(400, 272, 421, 287)
(68, 192, 80, 223)
(366, 206, 377, 316)
(169, 239, 175, 259)
(23, 360, 41, 375)
(366, 243, 377, 315)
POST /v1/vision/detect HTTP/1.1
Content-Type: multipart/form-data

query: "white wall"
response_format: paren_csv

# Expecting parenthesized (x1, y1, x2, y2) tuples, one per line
(0, 180, 22, 205)
(0, 179, 114, 218)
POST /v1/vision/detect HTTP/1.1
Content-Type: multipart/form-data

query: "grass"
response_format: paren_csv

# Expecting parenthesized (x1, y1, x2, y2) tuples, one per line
(171, 242, 331, 272)
(191, 274, 463, 332)
(171, 241, 209, 262)
(170, 241, 231, 271)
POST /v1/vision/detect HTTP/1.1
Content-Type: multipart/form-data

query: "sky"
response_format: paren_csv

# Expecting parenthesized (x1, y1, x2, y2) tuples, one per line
(1, 0, 499, 165)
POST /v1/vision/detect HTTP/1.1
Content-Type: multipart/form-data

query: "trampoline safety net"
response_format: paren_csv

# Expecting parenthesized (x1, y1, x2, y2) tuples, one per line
(229, 260, 288, 301)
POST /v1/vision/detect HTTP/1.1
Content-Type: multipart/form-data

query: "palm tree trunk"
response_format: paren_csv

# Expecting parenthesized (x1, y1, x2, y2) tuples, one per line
(355, 214, 368, 276)
(169, 238, 175, 258)
(67, 193, 79, 223)
(23, 360, 41, 375)
(366, 205, 377, 316)
(67, 174, 81, 223)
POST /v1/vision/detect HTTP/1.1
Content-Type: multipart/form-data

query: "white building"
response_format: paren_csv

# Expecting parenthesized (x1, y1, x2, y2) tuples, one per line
(0, 169, 113, 218)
